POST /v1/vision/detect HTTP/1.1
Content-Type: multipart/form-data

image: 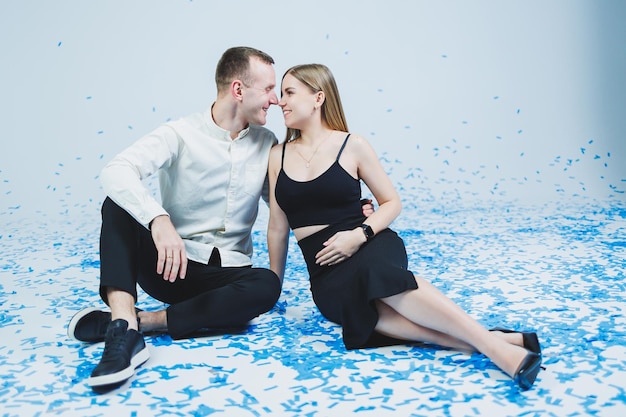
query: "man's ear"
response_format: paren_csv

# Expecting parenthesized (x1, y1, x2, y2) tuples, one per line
(232, 80, 244, 101)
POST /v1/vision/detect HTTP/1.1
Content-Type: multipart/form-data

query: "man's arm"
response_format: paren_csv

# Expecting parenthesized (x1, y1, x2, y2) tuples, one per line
(101, 125, 187, 280)
(100, 126, 179, 228)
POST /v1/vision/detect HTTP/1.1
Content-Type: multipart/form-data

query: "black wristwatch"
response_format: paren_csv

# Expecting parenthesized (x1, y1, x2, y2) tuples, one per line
(361, 224, 375, 241)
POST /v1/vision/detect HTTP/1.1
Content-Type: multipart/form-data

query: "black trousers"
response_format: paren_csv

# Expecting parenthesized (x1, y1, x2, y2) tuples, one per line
(99, 197, 281, 339)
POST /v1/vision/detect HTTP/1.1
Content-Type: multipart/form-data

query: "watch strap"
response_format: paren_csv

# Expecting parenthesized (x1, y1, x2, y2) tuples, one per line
(361, 224, 374, 241)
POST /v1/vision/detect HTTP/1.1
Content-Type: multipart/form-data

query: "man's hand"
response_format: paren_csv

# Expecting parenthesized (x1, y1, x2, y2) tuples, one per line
(361, 198, 374, 217)
(150, 215, 188, 282)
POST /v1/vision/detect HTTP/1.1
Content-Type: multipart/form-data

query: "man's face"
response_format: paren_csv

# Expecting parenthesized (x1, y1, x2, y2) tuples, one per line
(240, 58, 278, 126)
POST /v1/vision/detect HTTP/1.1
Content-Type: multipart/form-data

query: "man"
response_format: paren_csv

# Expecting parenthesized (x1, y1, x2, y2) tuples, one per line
(67, 47, 282, 391)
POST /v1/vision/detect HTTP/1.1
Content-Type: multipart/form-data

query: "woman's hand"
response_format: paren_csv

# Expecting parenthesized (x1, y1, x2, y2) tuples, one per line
(315, 228, 367, 266)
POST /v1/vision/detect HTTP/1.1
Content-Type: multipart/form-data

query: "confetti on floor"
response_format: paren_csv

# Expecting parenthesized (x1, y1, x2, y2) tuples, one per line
(1, 197, 625, 416)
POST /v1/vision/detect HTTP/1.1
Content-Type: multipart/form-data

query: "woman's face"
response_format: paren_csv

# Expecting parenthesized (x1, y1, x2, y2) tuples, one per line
(279, 73, 319, 130)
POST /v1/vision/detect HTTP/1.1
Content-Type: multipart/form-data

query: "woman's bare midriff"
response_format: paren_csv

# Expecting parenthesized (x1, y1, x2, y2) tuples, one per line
(293, 224, 330, 242)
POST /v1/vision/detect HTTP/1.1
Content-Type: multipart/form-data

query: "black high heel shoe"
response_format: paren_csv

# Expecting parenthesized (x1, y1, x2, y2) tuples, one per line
(514, 351, 542, 390)
(490, 327, 541, 356)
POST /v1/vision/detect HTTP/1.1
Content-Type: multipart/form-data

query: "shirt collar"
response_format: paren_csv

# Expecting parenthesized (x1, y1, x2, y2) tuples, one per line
(203, 106, 250, 141)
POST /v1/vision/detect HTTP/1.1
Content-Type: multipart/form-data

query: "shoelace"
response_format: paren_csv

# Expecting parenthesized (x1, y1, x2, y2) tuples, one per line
(101, 328, 127, 358)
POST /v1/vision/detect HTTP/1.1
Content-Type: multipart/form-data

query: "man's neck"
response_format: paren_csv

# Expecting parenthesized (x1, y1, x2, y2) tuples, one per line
(211, 99, 248, 140)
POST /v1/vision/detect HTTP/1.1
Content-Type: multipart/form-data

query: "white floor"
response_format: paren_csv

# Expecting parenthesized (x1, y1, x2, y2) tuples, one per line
(1, 197, 625, 416)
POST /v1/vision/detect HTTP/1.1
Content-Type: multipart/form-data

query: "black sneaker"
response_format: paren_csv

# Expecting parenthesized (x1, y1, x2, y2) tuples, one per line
(87, 319, 150, 389)
(68, 307, 142, 343)
(68, 307, 111, 342)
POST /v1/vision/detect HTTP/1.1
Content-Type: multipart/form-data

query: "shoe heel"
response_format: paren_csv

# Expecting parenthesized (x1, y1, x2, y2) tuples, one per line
(514, 351, 542, 390)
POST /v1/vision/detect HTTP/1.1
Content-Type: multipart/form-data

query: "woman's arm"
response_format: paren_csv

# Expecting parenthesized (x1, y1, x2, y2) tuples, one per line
(353, 134, 402, 233)
(267, 145, 291, 284)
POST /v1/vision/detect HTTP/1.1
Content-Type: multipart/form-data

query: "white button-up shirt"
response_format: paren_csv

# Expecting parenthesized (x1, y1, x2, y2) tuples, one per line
(100, 108, 278, 266)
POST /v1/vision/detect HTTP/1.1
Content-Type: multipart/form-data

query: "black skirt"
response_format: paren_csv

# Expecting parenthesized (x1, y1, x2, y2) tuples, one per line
(297, 222, 418, 349)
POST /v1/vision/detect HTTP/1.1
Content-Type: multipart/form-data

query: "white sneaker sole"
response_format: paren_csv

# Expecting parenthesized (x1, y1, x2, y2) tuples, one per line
(67, 307, 102, 341)
(87, 345, 150, 387)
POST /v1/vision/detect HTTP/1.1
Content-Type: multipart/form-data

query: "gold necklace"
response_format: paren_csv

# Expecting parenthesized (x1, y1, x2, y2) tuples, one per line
(294, 130, 333, 168)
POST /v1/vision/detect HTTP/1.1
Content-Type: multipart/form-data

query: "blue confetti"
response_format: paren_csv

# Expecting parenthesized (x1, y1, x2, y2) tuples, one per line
(1, 135, 624, 417)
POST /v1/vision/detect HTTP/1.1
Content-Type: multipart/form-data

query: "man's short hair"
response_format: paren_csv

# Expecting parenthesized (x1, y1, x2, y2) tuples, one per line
(215, 47, 274, 94)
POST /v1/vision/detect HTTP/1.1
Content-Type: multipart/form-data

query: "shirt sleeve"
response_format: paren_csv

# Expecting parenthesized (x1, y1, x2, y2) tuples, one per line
(100, 124, 180, 229)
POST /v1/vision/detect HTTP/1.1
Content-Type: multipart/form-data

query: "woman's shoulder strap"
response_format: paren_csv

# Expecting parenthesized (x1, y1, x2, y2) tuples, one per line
(336, 133, 352, 161)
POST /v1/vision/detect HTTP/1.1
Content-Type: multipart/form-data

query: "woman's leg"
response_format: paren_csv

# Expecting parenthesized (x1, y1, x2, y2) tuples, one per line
(376, 302, 526, 349)
(375, 301, 475, 351)
(379, 275, 529, 378)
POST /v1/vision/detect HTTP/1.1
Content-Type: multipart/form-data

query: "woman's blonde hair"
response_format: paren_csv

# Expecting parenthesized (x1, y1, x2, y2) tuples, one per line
(282, 64, 349, 141)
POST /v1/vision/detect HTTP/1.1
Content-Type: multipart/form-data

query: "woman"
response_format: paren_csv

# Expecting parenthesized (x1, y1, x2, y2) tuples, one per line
(267, 64, 542, 390)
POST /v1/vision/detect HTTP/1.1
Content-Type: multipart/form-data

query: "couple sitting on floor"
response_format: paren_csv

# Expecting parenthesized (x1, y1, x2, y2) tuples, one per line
(67, 46, 542, 393)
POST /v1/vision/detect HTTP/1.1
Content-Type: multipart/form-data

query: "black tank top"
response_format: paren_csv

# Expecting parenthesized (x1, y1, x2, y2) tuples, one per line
(275, 134, 363, 229)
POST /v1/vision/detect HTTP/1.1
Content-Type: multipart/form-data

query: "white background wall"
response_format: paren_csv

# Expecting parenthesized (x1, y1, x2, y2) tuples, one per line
(1, 0, 624, 220)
